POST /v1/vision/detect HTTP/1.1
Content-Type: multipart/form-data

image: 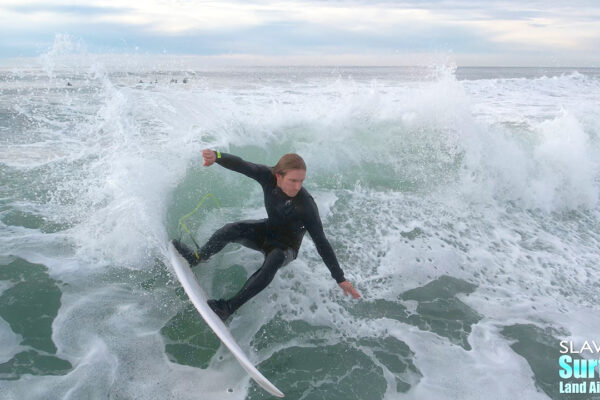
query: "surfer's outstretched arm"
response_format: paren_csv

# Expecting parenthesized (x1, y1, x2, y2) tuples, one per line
(202, 149, 271, 185)
(304, 196, 361, 299)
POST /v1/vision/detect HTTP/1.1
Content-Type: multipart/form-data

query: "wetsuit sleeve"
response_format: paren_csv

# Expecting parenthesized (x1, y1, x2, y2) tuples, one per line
(214, 152, 272, 185)
(303, 196, 346, 283)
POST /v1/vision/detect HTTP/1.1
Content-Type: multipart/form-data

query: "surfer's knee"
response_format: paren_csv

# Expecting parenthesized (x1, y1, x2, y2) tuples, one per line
(266, 248, 287, 267)
(220, 222, 239, 232)
(269, 247, 296, 267)
(214, 222, 240, 239)
(271, 247, 285, 259)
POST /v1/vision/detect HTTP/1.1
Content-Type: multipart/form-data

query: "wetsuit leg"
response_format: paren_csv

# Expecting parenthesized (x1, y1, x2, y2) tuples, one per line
(197, 219, 267, 260)
(226, 247, 296, 314)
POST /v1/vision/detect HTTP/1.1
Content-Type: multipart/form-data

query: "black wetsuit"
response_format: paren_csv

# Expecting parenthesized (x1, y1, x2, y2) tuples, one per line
(196, 152, 345, 317)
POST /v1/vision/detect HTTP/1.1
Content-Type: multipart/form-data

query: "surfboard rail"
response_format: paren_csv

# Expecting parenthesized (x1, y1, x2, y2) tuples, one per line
(167, 241, 285, 398)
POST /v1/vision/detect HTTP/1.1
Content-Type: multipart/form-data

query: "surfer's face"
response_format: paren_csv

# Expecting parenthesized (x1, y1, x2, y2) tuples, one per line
(276, 169, 305, 197)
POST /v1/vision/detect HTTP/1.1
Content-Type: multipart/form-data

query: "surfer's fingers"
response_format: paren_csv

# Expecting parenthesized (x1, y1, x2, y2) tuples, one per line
(345, 282, 360, 299)
(202, 149, 215, 157)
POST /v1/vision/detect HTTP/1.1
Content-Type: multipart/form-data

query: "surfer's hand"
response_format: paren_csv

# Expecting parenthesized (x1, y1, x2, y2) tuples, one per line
(339, 280, 360, 299)
(202, 149, 217, 166)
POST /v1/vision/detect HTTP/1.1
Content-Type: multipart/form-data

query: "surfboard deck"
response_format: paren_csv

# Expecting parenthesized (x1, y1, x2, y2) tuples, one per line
(167, 241, 285, 398)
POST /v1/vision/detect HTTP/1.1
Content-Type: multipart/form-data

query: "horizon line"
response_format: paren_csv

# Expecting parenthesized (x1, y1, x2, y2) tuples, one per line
(0, 56, 598, 70)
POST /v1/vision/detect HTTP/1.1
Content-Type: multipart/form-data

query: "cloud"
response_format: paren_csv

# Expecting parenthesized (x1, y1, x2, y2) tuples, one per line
(0, 0, 599, 65)
(3, 4, 132, 16)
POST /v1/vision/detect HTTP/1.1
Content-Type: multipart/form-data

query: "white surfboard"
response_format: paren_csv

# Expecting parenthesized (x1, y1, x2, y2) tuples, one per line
(167, 241, 285, 398)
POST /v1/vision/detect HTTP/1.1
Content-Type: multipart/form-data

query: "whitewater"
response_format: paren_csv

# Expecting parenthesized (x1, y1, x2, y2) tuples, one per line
(1, 43, 600, 400)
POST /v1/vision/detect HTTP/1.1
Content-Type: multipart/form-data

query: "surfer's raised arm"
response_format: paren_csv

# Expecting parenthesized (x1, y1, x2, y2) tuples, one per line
(201, 149, 271, 184)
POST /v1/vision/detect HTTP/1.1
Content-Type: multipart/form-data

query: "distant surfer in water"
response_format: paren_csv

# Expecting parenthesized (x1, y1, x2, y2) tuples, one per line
(172, 149, 361, 321)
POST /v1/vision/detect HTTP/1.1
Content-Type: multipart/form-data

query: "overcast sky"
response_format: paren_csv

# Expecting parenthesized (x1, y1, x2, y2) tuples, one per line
(1, 0, 599, 66)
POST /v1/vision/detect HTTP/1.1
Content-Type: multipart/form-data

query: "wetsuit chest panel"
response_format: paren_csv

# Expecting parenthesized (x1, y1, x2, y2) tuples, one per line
(262, 180, 307, 248)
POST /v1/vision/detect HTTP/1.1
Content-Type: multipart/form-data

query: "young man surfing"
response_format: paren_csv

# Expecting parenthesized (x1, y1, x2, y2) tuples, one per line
(173, 149, 360, 321)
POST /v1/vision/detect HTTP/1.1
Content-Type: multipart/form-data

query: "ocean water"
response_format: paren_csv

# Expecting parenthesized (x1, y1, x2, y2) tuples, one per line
(1, 48, 600, 400)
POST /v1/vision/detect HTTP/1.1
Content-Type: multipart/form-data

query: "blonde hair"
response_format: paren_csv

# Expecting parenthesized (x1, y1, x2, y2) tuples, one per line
(271, 153, 306, 176)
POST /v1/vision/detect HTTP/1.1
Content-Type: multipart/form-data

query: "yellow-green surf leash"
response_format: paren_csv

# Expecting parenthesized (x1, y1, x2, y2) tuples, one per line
(178, 193, 221, 259)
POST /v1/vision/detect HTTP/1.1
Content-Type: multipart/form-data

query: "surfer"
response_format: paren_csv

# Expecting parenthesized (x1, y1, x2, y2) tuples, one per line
(172, 149, 361, 321)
